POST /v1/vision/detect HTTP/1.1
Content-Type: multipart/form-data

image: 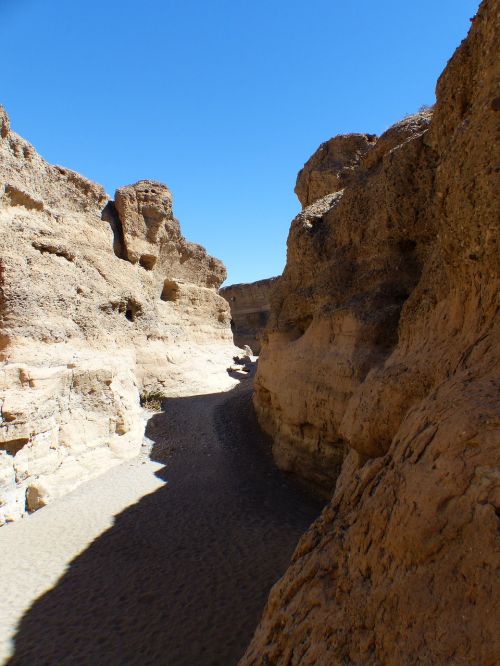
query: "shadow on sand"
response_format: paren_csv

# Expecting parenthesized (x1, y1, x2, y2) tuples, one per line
(8, 379, 324, 666)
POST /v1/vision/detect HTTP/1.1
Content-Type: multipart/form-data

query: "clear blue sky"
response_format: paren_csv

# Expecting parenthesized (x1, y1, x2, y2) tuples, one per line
(1, 0, 479, 285)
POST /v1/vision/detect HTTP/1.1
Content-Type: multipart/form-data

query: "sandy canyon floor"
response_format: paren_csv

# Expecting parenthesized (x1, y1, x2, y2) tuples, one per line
(0, 371, 324, 665)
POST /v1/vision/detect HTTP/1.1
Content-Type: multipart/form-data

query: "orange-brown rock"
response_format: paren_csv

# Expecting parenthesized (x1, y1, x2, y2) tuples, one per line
(294, 133, 376, 207)
(113, 181, 226, 287)
(254, 108, 437, 493)
(244, 1, 499, 663)
(220, 277, 279, 354)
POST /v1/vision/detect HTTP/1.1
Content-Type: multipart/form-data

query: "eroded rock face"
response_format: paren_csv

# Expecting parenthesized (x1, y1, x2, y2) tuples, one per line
(244, 1, 499, 663)
(114, 180, 175, 267)
(220, 277, 279, 354)
(294, 133, 376, 207)
(0, 116, 238, 523)
(254, 111, 436, 493)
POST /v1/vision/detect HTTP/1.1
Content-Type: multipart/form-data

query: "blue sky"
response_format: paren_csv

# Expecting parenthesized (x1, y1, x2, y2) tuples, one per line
(1, 0, 479, 285)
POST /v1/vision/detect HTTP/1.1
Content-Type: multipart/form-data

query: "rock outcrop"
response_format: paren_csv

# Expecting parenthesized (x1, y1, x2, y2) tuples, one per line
(244, 1, 499, 663)
(253, 107, 436, 494)
(0, 112, 238, 523)
(220, 277, 279, 354)
(294, 133, 376, 208)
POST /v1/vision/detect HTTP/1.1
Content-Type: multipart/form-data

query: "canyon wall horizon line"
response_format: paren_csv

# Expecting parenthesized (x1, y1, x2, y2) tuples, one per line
(243, 0, 499, 663)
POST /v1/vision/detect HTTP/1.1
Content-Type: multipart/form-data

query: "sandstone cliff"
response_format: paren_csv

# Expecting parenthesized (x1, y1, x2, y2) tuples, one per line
(0, 112, 238, 523)
(253, 107, 435, 493)
(244, 1, 499, 663)
(220, 277, 279, 354)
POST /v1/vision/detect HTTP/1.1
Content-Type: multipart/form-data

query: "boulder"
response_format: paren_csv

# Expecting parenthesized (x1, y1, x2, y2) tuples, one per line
(114, 180, 175, 267)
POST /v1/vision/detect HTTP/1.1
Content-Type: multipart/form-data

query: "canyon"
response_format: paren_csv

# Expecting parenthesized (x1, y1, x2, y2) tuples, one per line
(0, 0, 498, 664)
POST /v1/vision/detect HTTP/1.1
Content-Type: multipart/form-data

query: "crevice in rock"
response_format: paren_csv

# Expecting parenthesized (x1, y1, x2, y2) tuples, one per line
(101, 201, 127, 261)
(287, 315, 313, 341)
(397, 239, 417, 253)
(1, 438, 29, 456)
(100, 297, 143, 322)
(125, 305, 136, 322)
(368, 237, 425, 362)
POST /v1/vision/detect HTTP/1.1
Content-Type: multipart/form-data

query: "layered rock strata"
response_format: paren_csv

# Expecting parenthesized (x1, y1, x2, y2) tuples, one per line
(220, 277, 279, 354)
(0, 112, 238, 523)
(244, 1, 499, 663)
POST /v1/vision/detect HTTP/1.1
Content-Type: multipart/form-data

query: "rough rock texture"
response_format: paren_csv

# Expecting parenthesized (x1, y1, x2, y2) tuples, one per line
(0, 114, 238, 523)
(294, 133, 377, 207)
(220, 277, 279, 354)
(244, 2, 499, 663)
(253, 108, 437, 493)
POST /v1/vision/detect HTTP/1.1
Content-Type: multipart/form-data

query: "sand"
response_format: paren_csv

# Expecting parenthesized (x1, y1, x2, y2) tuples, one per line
(0, 372, 323, 665)
(0, 442, 165, 663)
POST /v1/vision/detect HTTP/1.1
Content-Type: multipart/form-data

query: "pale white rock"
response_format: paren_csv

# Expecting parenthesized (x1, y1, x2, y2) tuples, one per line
(0, 106, 239, 522)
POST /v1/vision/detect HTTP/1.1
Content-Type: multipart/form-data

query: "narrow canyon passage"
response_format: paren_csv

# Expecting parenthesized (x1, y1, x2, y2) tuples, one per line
(6, 376, 324, 666)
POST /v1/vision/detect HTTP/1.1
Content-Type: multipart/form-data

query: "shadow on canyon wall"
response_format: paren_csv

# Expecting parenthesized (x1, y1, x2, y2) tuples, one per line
(8, 378, 324, 666)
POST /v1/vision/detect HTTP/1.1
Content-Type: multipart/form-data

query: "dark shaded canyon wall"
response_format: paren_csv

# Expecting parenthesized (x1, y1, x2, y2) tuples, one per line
(243, 1, 499, 664)
(220, 277, 279, 354)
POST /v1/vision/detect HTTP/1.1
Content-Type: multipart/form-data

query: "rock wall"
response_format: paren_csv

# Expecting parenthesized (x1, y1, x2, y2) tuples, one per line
(244, 1, 499, 663)
(0, 110, 238, 523)
(220, 277, 279, 354)
(255, 107, 436, 496)
(254, 108, 435, 494)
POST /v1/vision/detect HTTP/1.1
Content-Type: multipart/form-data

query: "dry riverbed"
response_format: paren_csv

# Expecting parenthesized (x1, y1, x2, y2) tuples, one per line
(0, 374, 324, 665)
